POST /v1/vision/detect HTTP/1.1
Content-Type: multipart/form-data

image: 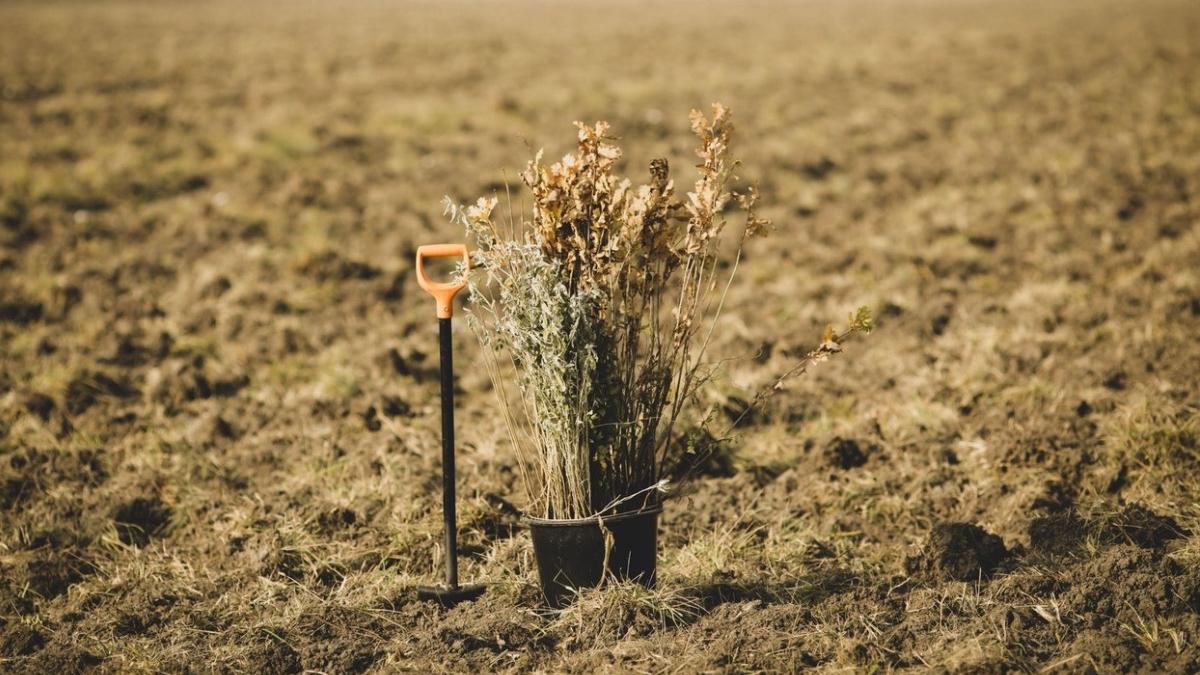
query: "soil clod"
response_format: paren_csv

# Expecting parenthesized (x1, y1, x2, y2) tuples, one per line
(20, 391, 56, 421)
(825, 437, 870, 470)
(293, 250, 381, 282)
(675, 426, 737, 478)
(1102, 370, 1127, 390)
(387, 347, 411, 375)
(1028, 511, 1085, 556)
(361, 406, 381, 432)
(250, 631, 303, 674)
(112, 496, 171, 547)
(0, 297, 43, 324)
(212, 415, 238, 440)
(1096, 503, 1186, 550)
(381, 395, 411, 417)
(64, 371, 137, 415)
(318, 507, 358, 532)
(0, 624, 46, 657)
(908, 522, 1009, 582)
(930, 313, 951, 336)
(19, 549, 96, 600)
(1, 477, 34, 510)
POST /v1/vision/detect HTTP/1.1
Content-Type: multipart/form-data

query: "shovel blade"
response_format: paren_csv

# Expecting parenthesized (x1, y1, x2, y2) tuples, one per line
(416, 583, 485, 607)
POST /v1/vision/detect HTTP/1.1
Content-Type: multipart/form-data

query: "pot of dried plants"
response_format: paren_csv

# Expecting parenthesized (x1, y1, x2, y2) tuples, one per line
(446, 104, 869, 607)
(527, 503, 662, 608)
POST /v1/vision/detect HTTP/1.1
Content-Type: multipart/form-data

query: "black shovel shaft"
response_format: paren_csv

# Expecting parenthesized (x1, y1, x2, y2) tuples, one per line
(438, 317, 459, 589)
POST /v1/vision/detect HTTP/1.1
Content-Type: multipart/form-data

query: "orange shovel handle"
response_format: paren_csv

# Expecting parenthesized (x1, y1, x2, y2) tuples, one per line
(416, 244, 470, 318)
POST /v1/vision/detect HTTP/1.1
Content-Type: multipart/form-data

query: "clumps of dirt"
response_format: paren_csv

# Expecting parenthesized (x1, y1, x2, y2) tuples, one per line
(0, 576, 35, 617)
(0, 624, 46, 657)
(210, 415, 238, 441)
(200, 275, 232, 299)
(291, 249, 381, 282)
(795, 155, 838, 180)
(369, 592, 544, 670)
(1103, 369, 1127, 390)
(0, 295, 43, 324)
(3, 549, 96, 603)
(1, 476, 34, 510)
(719, 395, 763, 428)
(317, 506, 359, 533)
(360, 406, 382, 432)
(380, 395, 412, 417)
(461, 493, 522, 542)
(14, 645, 104, 672)
(694, 567, 857, 612)
(386, 347, 413, 375)
(2, 447, 109, 510)
(1094, 502, 1187, 549)
(290, 606, 391, 673)
(433, 594, 555, 654)
(388, 253, 422, 294)
(48, 283, 82, 319)
(64, 370, 138, 415)
(1063, 544, 1199, 628)
(930, 312, 951, 336)
(308, 643, 382, 674)
(549, 582, 703, 650)
(112, 591, 179, 637)
(254, 536, 307, 581)
(891, 505, 1198, 670)
(1028, 511, 1086, 556)
(177, 410, 240, 449)
(672, 426, 737, 479)
(824, 437, 871, 470)
(19, 391, 56, 421)
(383, 347, 437, 383)
(907, 522, 1009, 582)
(112, 495, 171, 547)
(1028, 503, 1187, 557)
(1065, 624, 1196, 674)
(245, 629, 303, 674)
(98, 330, 173, 367)
(1010, 503, 1198, 669)
(146, 355, 250, 410)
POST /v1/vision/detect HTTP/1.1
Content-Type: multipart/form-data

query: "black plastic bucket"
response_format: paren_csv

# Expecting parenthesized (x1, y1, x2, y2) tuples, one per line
(527, 504, 662, 608)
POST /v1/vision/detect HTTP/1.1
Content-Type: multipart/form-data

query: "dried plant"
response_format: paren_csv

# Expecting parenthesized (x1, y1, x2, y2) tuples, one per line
(448, 104, 863, 520)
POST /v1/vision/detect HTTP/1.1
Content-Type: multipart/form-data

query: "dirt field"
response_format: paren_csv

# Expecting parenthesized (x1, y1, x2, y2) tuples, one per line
(2, 0, 1199, 671)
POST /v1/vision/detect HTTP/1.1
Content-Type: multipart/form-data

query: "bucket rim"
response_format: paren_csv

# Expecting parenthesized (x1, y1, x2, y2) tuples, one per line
(525, 503, 663, 527)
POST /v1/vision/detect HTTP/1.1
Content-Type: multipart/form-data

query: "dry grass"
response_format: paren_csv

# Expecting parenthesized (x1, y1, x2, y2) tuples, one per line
(1, 0, 1199, 672)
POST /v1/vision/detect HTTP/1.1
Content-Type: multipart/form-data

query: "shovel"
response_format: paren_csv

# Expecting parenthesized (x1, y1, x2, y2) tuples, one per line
(414, 244, 484, 605)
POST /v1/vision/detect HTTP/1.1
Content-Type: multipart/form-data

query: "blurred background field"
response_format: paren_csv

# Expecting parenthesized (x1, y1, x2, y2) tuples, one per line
(2, 0, 1199, 671)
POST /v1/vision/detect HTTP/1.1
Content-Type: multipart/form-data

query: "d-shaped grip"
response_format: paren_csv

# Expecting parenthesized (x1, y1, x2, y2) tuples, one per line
(416, 244, 470, 318)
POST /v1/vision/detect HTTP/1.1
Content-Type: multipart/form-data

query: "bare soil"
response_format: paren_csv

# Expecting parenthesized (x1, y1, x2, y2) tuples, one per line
(2, 0, 1199, 672)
